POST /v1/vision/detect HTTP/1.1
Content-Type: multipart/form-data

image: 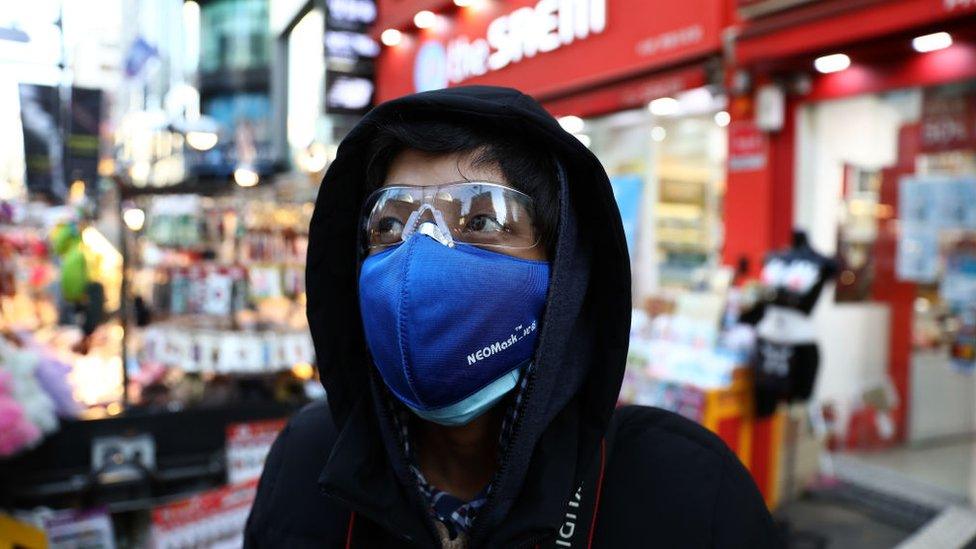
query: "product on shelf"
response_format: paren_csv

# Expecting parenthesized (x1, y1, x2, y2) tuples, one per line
(126, 193, 318, 407)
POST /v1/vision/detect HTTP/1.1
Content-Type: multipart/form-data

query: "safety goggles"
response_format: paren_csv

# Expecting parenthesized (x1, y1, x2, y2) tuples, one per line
(362, 182, 540, 251)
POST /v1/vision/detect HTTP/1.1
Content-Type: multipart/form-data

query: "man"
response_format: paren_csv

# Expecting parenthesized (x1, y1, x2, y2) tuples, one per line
(245, 86, 782, 548)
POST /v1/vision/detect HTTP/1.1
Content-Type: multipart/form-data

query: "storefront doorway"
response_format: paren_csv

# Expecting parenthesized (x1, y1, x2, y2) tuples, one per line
(797, 79, 976, 503)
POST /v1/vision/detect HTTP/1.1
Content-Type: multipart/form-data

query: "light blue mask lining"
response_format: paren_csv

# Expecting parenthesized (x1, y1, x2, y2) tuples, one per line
(406, 367, 521, 426)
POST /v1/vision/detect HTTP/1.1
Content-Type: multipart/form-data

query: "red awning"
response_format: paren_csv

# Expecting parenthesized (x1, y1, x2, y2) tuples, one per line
(542, 64, 709, 118)
(735, 0, 976, 67)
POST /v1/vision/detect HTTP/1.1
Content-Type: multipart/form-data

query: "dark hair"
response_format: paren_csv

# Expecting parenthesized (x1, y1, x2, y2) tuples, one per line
(363, 119, 558, 257)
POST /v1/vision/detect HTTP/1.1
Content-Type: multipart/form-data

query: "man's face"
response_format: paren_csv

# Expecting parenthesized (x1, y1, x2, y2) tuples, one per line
(379, 148, 548, 261)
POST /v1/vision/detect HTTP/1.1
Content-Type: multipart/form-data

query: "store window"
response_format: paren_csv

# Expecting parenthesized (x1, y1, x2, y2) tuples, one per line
(584, 87, 728, 301)
(199, 0, 270, 74)
(797, 79, 976, 447)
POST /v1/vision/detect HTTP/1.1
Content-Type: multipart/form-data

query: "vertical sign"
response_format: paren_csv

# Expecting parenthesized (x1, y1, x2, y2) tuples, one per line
(66, 87, 103, 189)
(324, 0, 377, 116)
(18, 84, 66, 200)
(728, 120, 768, 173)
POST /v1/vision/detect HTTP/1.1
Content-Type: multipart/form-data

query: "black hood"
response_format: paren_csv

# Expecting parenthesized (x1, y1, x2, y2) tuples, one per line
(306, 86, 631, 547)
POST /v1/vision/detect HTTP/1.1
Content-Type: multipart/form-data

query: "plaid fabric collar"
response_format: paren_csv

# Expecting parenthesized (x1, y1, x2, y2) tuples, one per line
(389, 364, 533, 538)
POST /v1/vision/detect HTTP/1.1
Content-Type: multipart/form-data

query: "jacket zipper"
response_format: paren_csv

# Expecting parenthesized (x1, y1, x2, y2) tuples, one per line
(374, 392, 445, 547)
(466, 366, 538, 545)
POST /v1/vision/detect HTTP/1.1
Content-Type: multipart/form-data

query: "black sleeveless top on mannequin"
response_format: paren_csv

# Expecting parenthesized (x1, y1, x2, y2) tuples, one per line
(753, 231, 838, 417)
(761, 231, 839, 316)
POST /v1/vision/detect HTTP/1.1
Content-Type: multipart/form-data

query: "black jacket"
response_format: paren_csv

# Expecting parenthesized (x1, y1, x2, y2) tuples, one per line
(245, 86, 783, 548)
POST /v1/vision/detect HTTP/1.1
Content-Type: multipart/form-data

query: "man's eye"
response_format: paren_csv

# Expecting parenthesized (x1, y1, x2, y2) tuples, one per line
(466, 214, 503, 233)
(377, 217, 404, 235)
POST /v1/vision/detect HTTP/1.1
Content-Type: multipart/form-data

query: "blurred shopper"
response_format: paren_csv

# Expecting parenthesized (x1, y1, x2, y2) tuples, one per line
(245, 86, 780, 548)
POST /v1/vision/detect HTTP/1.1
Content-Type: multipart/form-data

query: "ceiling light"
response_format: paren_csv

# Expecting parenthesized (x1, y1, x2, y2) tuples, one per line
(648, 97, 679, 116)
(234, 167, 259, 187)
(123, 208, 146, 231)
(814, 53, 850, 74)
(651, 126, 666, 142)
(913, 31, 952, 53)
(714, 111, 731, 127)
(414, 10, 436, 29)
(185, 130, 218, 151)
(380, 28, 402, 47)
(558, 115, 585, 134)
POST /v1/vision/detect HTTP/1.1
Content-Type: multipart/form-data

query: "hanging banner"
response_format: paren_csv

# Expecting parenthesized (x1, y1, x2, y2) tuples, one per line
(18, 84, 66, 201)
(65, 87, 103, 189)
(18, 85, 103, 201)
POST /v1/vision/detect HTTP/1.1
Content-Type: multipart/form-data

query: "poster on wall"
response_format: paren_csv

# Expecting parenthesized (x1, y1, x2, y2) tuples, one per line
(899, 177, 936, 228)
(609, 174, 644, 260)
(936, 177, 976, 230)
(941, 247, 976, 307)
(896, 226, 939, 282)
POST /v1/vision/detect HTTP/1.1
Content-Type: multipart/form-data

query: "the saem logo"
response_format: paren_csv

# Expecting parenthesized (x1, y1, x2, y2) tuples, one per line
(466, 320, 537, 365)
(414, 0, 607, 92)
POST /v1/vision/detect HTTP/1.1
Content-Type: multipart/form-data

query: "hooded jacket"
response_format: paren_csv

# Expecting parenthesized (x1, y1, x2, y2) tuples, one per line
(245, 86, 782, 548)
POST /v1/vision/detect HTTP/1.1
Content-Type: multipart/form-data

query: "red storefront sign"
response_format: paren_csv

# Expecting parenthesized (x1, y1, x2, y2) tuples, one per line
(375, 0, 722, 102)
(920, 86, 976, 152)
(728, 120, 768, 173)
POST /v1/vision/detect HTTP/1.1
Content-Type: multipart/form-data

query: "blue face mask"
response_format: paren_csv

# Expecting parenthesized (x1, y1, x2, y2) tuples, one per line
(359, 232, 550, 426)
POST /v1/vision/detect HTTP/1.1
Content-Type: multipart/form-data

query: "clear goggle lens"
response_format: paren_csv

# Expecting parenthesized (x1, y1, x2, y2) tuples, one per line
(362, 182, 540, 250)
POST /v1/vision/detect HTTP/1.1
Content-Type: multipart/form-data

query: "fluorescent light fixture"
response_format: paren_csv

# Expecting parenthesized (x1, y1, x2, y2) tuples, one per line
(380, 28, 402, 47)
(414, 10, 436, 29)
(651, 126, 667, 142)
(558, 115, 585, 134)
(814, 53, 850, 74)
(185, 131, 218, 151)
(122, 208, 146, 231)
(575, 134, 591, 147)
(714, 111, 731, 127)
(234, 167, 260, 187)
(913, 31, 952, 53)
(648, 97, 679, 116)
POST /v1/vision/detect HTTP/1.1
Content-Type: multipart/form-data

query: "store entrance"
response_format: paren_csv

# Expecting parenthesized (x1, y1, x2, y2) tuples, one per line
(797, 79, 976, 503)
